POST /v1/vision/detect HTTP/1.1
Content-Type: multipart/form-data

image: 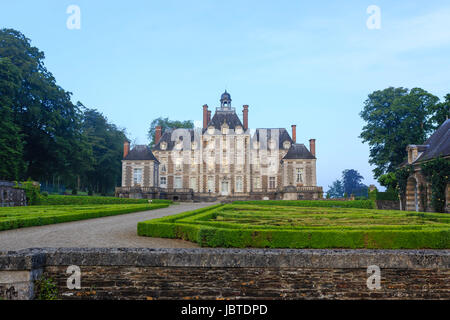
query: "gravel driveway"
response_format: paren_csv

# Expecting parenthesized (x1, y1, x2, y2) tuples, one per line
(0, 203, 214, 251)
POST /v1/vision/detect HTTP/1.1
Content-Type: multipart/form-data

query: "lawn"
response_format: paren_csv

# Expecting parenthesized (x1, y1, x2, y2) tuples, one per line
(38, 195, 172, 206)
(137, 203, 450, 249)
(0, 203, 170, 231)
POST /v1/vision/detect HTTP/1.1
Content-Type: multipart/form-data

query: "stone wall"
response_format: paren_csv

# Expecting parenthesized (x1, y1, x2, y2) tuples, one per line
(0, 181, 27, 207)
(0, 248, 448, 300)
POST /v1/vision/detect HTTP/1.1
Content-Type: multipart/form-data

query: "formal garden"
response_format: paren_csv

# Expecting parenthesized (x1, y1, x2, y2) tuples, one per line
(138, 201, 450, 249)
(0, 189, 172, 231)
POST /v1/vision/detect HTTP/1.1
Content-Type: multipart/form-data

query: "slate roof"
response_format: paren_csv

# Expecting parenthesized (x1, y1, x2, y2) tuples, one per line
(124, 145, 159, 162)
(253, 128, 293, 150)
(283, 143, 316, 160)
(414, 119, 450, 163)
(153, 128, 197, 151)
(205, 110, 243, 132)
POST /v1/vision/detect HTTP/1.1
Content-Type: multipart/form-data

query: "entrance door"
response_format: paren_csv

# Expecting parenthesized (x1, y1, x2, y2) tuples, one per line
(221, 181, 229, 196)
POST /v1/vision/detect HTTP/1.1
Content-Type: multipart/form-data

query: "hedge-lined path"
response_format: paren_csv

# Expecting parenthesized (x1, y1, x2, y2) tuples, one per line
(0, 203, 215, 250)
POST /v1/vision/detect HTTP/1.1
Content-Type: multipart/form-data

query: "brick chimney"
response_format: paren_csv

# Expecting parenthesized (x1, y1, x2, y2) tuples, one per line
(291, 125, 297, 143)
(123, 140, 130, 159)
(207, 110, 211, 124)
(309, 139, 316, 157)
(155, 126, 162, 145)
(203, 104, 209, 129)
(243, 105, 249, 130)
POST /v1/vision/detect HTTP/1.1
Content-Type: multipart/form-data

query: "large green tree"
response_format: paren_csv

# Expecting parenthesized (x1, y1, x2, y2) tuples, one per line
(0, 28, 84, 182)
(360, 87, 440, 179)
(148, 117, 193, 146)
(82, 108, 127, 194)
(0, 57, 25, 179)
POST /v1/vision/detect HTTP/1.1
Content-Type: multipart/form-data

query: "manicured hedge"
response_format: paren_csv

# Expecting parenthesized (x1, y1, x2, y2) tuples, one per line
(232, 200, 376, 209)
(0, 203, 170, 231)
(137, 204, 450, 249)
(39, 195, 173, 206)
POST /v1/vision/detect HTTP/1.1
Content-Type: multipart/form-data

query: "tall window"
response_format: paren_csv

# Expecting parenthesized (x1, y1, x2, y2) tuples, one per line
(269, 177, 276, 189)
(160, 176, 167, 187)
(190, 177, 197, 192)
(174, 176, 182, 189)
(296, 168, 303, 184)
(208, 176, 214, 192)
(254, 177, 261, 189)
(133, 168, 142, 185)
(160, 163, 167, 173)
(235, 176, 243, 192)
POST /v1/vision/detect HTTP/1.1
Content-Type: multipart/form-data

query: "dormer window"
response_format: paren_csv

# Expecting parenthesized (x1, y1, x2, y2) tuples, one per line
(283, 141, 291, 150)
(208, 126, 215, 135)
(222, 124, 229, 135)
(160, 142, 167, 150)
(235, 126, 243, 134)
(268, 139, 277, 150)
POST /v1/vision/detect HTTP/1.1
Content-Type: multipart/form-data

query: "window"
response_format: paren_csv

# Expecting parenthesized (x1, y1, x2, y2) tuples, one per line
(133, 168, 143, 185)
(296, 168, 303, 184)
(175, 158, 182, 171)
(235, 176, 243, 192)
(254, 177, 261, 189)
(160, 163, 167, 173)
(174, 176, 183, 189)
(160, 176, 167, 187)
(207, 176, 214, 192)
(190, 177, 197, 191)
(269, 177, 276, 189)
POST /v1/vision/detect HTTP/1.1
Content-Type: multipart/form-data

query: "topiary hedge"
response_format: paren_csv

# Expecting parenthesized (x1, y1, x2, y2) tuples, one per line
(0, 203, 170, 231)
(38, 195, 173, 206)
(232, 200, 376, 209)
(138, 204, 450, 249)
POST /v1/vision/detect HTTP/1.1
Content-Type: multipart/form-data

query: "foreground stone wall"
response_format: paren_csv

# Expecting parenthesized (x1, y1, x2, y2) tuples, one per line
(0, 248, 449, 300)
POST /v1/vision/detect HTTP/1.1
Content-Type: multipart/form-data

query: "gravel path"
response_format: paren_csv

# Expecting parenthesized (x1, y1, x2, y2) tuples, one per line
(0, 203, 215, 251)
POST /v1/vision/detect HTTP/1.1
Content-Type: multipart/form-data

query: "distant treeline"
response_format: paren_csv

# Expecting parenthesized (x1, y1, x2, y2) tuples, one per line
(0, 29, 127, 194)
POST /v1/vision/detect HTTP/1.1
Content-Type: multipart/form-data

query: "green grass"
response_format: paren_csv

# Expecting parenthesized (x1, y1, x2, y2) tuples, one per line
(38, 195, 172, 206)
(233, 199, 376, 209)
(138, 203, 450, 249)
(0, 203, 170, 231)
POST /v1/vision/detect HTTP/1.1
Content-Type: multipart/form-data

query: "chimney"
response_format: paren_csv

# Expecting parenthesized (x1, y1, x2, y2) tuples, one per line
(309, 139, 316, 157)
(123, 140, 130, 159)
(155, 126, 162, 145)
(243, 105, 249, 130)
(203, 104, 209, 129)
(291, 125, 297, 143)
(207, 110, 211, 124)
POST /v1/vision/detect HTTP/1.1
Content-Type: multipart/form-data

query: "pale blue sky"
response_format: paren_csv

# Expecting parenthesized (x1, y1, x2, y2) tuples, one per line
(1, 0, 450, 190)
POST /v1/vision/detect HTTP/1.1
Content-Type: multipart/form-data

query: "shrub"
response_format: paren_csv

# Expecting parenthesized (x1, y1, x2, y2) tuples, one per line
(232, 200, 376, 209)
(0, 203, 170, 231)
(39, 195, 173, 206)
(138, 204, 450, 249)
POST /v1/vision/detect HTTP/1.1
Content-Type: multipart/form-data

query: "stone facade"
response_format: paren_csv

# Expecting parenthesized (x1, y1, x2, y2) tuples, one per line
(116, 91, 323, 200)
(402, 120, 450, 212)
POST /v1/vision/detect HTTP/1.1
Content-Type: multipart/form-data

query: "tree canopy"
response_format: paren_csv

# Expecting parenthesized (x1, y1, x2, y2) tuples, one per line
(148, 117, 193, 146)
(0, 28, 127, 194)
(327, 169, 368, 198)
(359, 87, 447, 179)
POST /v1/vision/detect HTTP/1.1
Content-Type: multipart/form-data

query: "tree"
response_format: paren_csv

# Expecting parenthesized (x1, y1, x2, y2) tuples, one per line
(378, 172, 398, 191)
(360, 87, 439, 179)
(0, 28, 84, 182)
(148, 117, 193, 146)
(82, 108, 127, 194)
(327, 180, 344, 198)
(342, 169, 368, 197)
(430, 94, 450, 128)
(0, 57, 25, 180)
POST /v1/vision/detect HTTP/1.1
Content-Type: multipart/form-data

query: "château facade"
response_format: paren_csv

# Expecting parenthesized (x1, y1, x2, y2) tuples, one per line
(116, 91, 323, 201)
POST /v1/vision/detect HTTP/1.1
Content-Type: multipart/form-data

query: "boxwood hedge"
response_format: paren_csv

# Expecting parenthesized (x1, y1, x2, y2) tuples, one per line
(0, 203, 169, 231)
(39, 195, 172, 206)
(137, 204, 449, 249)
